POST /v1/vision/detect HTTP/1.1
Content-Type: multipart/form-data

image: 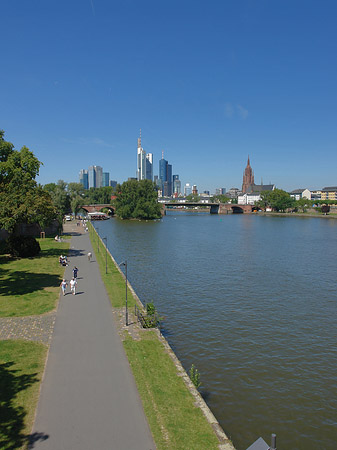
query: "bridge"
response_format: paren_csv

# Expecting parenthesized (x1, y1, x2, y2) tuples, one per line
(163, 202, 256, 214)
(81, 204, 114, 214)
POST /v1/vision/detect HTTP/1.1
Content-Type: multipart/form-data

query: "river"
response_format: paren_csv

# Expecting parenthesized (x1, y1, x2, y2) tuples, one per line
(93, 213, 337, 450)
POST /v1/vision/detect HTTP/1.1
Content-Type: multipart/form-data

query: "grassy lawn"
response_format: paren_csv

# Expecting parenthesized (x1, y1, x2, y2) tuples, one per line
(0, 340, 48, 450)
(88, 223, 222, 450)
(0, 238, 69, 317)
(88, 223, 136, 308)
(124, 332, 219, 450)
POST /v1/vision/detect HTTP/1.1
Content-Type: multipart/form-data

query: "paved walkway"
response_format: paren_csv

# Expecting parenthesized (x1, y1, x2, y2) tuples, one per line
(30, 223, 156, 450)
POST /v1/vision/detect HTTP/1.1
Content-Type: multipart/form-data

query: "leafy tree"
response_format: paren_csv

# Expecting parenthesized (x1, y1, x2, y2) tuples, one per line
(212, 194, 230, 203)
(114, 179, 161, 220)
(0, 130, 56, 235)
(258, 189, 295, 212)
(44, 180, 70, 228)
(186, 194, 200, 202)
(295, 198, 313, 212)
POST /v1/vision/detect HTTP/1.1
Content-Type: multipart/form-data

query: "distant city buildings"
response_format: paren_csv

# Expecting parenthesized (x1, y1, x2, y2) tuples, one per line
(137, 131, 153, 181)
(184, 183, 192, 196)
(79, 165, 110, 189)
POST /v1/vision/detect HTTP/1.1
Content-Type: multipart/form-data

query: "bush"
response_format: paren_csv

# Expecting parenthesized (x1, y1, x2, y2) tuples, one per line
(5, 235, 41, 257)
(189, 364, 201, 390)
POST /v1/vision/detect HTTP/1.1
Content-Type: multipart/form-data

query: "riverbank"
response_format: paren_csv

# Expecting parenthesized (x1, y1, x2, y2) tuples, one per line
(89, 222, 235, 450)
(258, 211, 337, 218)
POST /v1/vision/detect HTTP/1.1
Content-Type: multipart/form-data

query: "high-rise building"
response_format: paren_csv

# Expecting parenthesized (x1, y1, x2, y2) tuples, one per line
(137, 131, 153, 181)
(79, 169, 89, 189)
(184, 183, 192, 196)
(242, 156, 254, 193)
(102, 172, 110, 187)
(159, 152, 173, 196)
(88, 166, 96, 189)
(173, 175, 181, 196)
(215, 188, 226, 195)
(109, 180, 117, 188)
(95, 166, 103, 188)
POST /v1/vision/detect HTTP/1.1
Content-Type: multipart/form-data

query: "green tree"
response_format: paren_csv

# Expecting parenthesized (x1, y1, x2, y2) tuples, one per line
(0, 130, 56, 234)
(212, 194, 230, 203)
(114, 179, 161, 220)
(258, 189, 295, 212)
(295, 197, 313, 213)
(44, 180, 70, 228)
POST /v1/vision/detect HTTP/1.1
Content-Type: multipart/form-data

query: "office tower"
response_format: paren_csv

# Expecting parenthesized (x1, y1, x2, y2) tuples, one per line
(102, 172, 110, 187)
(173, 175, 181, 196)
(159, 152, 173, 197)
(215, 188, 226, 195)
(109, 180, 117, 188)
(184, 183, 192, 196)
(95, 166, 103, 188)
(88, 166, 96, 188)
(79, 169, 89, 190)
(137, 131, 153, 181)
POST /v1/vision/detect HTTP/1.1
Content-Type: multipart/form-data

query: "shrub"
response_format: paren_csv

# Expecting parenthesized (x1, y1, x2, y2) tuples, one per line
(5, 235, 41, 257)
(189, 364, 201, 390)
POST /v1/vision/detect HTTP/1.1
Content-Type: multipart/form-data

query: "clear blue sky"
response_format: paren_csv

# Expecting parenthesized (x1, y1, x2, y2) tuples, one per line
(1, 0, 336, 192)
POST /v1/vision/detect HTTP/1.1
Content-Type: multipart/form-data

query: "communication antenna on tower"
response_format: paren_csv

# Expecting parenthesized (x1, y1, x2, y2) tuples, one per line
(162, 150, 164, 159)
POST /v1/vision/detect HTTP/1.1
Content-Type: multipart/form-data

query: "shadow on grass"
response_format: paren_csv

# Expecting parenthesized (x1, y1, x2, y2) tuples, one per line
(0, 271, 61, 296)
(0, 362, 45, 450)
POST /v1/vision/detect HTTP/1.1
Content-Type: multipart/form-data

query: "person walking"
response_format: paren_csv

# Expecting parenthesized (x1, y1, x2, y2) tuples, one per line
(69, 278, 77, 295)
(60, 279, 67, 296)
(87, 252, 92, 261)
(73, 266, 78, 279)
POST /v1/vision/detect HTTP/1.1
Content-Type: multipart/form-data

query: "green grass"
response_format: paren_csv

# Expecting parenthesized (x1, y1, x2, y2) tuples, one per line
(123, 332, 219, 450)
(88, 223, 136, 308)
(0, 238, 69, 317)
(88, 223, 221, 450)
(0, 340, 48, 450)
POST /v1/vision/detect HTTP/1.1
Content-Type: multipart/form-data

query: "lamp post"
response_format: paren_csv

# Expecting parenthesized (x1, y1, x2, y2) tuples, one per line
(97, 226, 99, 253)
(119, 261, 128, 326)
(103, 237, 107, 274)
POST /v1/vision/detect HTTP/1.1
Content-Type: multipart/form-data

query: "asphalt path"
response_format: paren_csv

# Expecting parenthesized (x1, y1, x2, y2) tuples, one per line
(30, 225, 156, 450)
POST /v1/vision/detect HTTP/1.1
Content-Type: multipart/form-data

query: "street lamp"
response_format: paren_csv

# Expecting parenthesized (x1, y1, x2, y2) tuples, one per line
(97, 226, 99, 253)
(119, 260, 128, 326)
(103, 237, 107, 274)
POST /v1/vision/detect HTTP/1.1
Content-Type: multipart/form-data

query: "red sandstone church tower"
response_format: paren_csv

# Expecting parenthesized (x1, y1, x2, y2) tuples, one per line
(242, 156, 255, 193)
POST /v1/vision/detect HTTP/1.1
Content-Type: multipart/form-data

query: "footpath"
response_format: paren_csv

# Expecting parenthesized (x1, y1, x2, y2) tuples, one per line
(30, 222, 156, 450)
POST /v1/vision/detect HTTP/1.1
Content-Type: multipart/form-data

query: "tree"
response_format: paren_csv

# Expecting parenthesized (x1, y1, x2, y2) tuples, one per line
(114, 179, 162, 220)
(212, 194, 230, 203)
(43, 180, 70, 229)
(0, 130, 56, 235)
(295, 198, 312, 213)
(258, 189, 295, 212)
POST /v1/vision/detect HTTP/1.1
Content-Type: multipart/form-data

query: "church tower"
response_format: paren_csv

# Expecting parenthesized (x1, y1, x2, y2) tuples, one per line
(242, 156, 255, 193)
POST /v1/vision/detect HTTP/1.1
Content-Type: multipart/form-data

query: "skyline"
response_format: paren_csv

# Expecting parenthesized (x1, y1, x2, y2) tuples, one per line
(1, 1, 337, 192)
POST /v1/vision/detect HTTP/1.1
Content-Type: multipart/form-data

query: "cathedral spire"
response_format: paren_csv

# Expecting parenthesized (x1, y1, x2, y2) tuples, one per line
(242, 156, 255, 193)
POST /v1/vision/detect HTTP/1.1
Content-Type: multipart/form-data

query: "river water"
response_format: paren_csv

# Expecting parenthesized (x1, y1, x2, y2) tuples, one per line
(93, 213, 337, 450)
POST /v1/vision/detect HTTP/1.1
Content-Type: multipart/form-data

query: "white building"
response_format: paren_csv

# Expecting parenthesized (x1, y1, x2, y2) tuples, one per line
(238, 193, 261, 205)
(137, 131, 153, 181)
(289, 189, 311, 201)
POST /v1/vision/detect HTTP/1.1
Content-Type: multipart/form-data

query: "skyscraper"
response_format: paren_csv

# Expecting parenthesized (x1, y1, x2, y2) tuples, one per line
(137, 130, 153, 181)
(159, 152, 173, 197)
(184, 183, 192, 196)
(88, 166, 96, 189)
(95, 166, 103, 188)
(102, 172, 110, 187)
(173, 175, 181, 196)
(79, 169, 89, 189)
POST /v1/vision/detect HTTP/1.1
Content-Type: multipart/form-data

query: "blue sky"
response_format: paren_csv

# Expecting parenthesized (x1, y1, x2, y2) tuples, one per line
(1, 0, 336, 192)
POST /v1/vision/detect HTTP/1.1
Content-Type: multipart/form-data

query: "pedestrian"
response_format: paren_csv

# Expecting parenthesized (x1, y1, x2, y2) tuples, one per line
(60, 279, 67, 296)
(70, 278, 77, 295)
(88, 252, 92, 261)
(73, 266, 78, 279)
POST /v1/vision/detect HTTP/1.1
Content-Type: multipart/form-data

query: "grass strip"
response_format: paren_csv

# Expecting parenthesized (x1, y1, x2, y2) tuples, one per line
(0, 238, 69, 317)
(124, 332, 219, 450)
(88, 222, 220, 450)
(0, 340, 48, 450)
(88, 223, 136, 308)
